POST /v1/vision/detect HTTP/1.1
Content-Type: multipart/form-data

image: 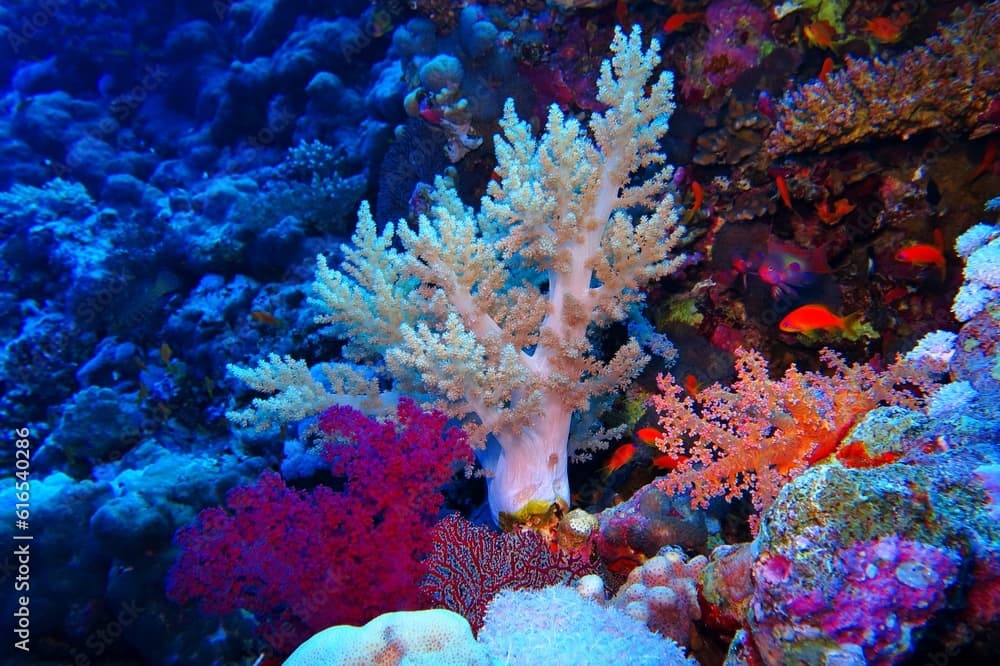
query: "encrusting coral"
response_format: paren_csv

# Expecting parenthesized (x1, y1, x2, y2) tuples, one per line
(765, 1, 1000, 157)
(226, 26, 687, 526)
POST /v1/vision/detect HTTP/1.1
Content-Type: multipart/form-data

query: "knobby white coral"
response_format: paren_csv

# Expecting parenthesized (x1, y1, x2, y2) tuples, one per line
(227, 26, 685, 523)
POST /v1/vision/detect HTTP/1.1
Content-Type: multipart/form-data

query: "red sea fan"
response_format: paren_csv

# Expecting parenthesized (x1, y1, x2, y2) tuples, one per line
(167, 398, 471, 655)
(421, 513, 597, 632)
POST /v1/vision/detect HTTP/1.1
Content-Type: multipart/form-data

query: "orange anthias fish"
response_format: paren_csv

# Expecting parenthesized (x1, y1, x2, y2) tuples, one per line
(818, 56, 835, 84)
(864, 15, 908, 43)
(895, 229, 946, 277)
(815, 197, 855, 224)
(779, 304, 860, 335)
(602, 443, 636, 478)
(683, 373, 701, 397)
(651, 453, 689, 471)
(615, 0, 631, 28)
(774, 174, 794, 211)
(251, 310, 284, 326)
(967, 137, 998, 184)
(634, 426, 690, 470)
(682, 180, 703, 224)
(635, 427, 665, 446)
(663, 12, 705, 34)
(803, 20, 837, 49)
(835, 440, 901, 469)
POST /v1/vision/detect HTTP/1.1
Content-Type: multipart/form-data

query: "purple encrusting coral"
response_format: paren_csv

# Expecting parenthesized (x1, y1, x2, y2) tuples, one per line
(702, 0, 772, 89)
(752, 535, 962, 664)
(975, 464, 1000, 519)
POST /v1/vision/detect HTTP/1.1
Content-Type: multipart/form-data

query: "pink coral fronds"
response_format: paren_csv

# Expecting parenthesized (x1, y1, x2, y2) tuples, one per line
(650, 348, 930, 522)
(167, 398, 470, 654)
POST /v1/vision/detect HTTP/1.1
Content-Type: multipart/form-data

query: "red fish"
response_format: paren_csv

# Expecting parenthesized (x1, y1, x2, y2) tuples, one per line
(864, 15, 907, 43)
(967, 137, 998, 184)
(818, 56, 835, 84)
(836, 440, 901, 468)
(775, 174, 793, 211)
(895, 229, 945, 277)
(615, 0, 630, 28)
(683, 373, 700, 397)
(652, 453, 688, 471)
(779, 304, 859, 335)
(602, 443, 636, 478)
(756, 90, 776, 121)
(881, 285, 910, 305)
(815, 197, 854, 224)
(682, 180, 703, 224)
(804, 20, 837, 49)
(635, 428, 664, 446)
(251, 310, 283, 326)
(663, 12, 704, 34)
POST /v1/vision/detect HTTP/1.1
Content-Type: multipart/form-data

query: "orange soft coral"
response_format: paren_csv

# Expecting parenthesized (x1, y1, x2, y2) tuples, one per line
(649, 348, 930, 526)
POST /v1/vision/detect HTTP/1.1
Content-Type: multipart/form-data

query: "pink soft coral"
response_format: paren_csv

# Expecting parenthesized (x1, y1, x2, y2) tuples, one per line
(650, 348, 929, 528)
(167, 398, 470, 654)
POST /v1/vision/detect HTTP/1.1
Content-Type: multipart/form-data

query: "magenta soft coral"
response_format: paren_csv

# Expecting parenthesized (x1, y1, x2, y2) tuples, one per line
(167, 398, 471, 655)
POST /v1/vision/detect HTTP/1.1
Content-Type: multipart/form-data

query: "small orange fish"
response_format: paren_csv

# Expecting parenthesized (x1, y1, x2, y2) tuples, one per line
(835, 440, 901, 468)
(805, 438, 838, 466)
(895, 229, 945, 277)
(635, 427, 664, 446)
(779, 304, 855, 334)
(818, 56, 835, 84)
(774, 174, 793, 211)
(663, 12, 704, 34)
(159, 342, 172, 365)
(815, 197, 854, 224)
(602, 443, 636, 478)
(967, 137, 998, 184)
(881, 285, 910, 305)
(682, 180, 703, 224)
(615, 0, 630, 28)
(251, 310, 283, 326)
(864, 15, 907, 44)
(651, 453, 689, 471)
(804, 415, 861, 466)
(683, 373, 700, 397)
(803, 20, 837, 49)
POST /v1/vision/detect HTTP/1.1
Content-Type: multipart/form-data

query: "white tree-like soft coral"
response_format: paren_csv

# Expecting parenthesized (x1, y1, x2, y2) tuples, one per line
(227, 26, 685, 524)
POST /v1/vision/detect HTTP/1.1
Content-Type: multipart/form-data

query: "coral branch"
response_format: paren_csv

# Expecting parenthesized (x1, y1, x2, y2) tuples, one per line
(650, 348, 931, 523)
(765, 2, 1000, 157)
